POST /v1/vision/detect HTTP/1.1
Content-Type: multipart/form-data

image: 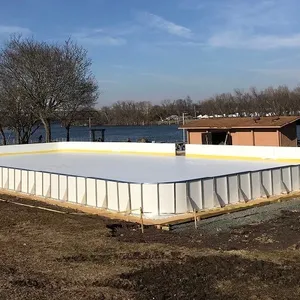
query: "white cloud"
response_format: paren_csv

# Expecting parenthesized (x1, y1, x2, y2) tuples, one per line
(156, 40, 205, 47)
(202, 0, 300, 50)
(78, 36, 126, 46)
(208, 31, 300, 49)
(0, 25, 31, 36)
(138, 12, 193, 38)
(72, 28, 126, 46)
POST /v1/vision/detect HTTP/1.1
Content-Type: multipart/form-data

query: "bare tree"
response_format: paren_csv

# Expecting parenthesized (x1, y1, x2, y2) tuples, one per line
(0, 76, 40, 144)
(56, 79, 98, 141)
(0, 36, 98, 142)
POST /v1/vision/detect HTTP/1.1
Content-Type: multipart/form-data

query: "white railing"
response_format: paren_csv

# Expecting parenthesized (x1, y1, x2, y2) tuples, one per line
(0, 163, 298, 218)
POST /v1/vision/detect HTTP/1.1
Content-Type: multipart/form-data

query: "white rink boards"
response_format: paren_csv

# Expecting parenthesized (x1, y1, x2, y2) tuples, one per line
(0, 151, 298, 218)
(0, 153, 288, 183)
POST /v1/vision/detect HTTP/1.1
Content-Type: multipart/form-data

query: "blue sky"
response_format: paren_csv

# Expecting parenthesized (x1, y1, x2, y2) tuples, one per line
(1, 0, 300, 106)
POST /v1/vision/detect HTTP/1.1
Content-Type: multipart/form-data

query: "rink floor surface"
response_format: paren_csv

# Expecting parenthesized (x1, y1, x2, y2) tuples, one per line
(0, 152, 293, 184)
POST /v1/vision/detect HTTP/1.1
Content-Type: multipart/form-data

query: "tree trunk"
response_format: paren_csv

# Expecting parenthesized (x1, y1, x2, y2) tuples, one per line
(66, 125, 70, 141)
(0, 126, 7, 145)
(41, 118, 51, 142)
(15, 129, 21, 144)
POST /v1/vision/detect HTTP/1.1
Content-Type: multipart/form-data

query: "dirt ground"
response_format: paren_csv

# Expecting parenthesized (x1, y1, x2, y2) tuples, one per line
(1, 193, 300, 300)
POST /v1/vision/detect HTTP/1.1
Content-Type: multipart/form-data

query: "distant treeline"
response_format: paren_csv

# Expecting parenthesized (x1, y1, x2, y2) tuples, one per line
(89, 85, 300, 126)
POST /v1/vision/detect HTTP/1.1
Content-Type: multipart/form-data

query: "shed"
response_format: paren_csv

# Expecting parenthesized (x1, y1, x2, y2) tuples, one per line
(180, 116, 300, 147)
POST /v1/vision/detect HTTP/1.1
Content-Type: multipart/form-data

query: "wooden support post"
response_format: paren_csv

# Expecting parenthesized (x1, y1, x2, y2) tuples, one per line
(193, 208, 198, 229)
(140, 207, 144, 233)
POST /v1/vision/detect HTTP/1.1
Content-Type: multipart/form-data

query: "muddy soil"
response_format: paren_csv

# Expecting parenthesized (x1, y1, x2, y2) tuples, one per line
(0, 193, 300, 299)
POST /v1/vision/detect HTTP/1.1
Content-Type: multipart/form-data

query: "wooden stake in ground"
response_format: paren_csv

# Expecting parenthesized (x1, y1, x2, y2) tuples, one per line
(140, 207, 144, 233)
(193, 208, 198, 229)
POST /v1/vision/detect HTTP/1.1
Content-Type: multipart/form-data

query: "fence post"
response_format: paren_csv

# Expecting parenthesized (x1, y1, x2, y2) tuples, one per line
(140, 183, 144, 213)
(140, 207, 144, 233)
(193, 208, 198, 229)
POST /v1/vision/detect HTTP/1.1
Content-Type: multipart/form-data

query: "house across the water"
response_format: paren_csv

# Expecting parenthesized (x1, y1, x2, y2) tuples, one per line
(180, 116, 300, 147)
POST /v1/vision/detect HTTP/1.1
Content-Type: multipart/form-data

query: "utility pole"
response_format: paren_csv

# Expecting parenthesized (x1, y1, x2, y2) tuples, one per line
(182, 112, 187, 143)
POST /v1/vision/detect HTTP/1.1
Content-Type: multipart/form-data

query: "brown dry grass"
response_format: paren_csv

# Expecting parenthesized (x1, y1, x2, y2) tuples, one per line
(1, 193, 300, 299)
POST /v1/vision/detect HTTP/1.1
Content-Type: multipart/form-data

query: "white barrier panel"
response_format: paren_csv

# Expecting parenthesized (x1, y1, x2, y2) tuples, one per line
(21, 170, 28, 193)
(118, 182, 130, 212)
(50, 174, 59, 199)
(228, 175, 239, 204)
(58, 142, 176, 156)
(43, 173, 51, 197)
(107, 181, 119, 211)
(8, 169, 15, 190)
(282, 167, 292, 193)
(251, 172, 261, 199)
(77, 177, 86, 205)
(86, 178, 96, 207)
(239, 173, 251, 201)
(142, 184, 158, 215)
(216, 177, 228, 206)
(0, 167, 2, 189)
(59, 175, 67, 201)
(2, 168, 8, 189)
(262, 170, 272, 197)
(96, 179, 107, 208)
(35, 172, 43, 196)
(28, 170, 35, 194)
(68, 176, 77, 203)
(291, 166, 300, 191)
(187, 180, 202, 210)
(15, 169, 21, 192)
(175, 182, 188, 213)
(159, 183, 175, 214)
(202, 178, 214, 209)
(129, 183, 142, 213)
(272, 168, 282, 195)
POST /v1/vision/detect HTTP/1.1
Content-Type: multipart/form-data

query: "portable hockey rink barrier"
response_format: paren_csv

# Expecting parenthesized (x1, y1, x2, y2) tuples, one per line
(0, 142, 299, 219)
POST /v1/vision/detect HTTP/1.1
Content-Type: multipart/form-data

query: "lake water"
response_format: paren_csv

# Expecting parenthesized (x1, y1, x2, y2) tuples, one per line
(2, 124, 184, 144)
(2, 123, 300, 144)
